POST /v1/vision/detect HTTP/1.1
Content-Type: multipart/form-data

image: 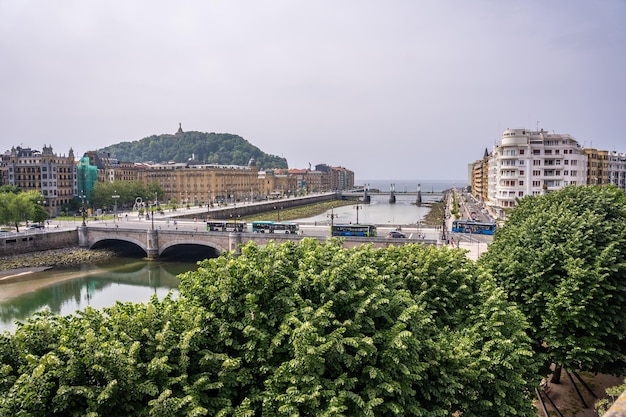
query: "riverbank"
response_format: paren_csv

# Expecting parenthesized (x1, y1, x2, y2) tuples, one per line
(0, 247, 119, 277)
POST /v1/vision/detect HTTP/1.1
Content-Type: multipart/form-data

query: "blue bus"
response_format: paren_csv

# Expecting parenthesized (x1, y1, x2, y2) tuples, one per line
(251, 221, 299, 234)
(331, 224, 377, 237)
(451, 220, 496, 235)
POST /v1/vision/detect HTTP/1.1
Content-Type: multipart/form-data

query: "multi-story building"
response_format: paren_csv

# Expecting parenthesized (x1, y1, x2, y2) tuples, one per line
(137, 158, 262, 205)
(84, 151, 139, 183)
(470, 148, 489, 202)
(583, 148, 610, 185)
(607, 151, 626, 192)
(315, 164, 355, 190)
(487, 128, 587, 219)
(0, 145, 77, 216)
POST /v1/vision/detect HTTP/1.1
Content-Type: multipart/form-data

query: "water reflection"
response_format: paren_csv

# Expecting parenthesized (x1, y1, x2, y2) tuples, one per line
(0, 258, 195, 333)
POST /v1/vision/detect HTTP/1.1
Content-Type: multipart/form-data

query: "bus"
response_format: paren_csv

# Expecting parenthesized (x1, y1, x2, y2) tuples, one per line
(331, 224, 377, 237)
(206, 220, 247, 232)
(451, 220, 496, 235)
(251, 221, 299, 234)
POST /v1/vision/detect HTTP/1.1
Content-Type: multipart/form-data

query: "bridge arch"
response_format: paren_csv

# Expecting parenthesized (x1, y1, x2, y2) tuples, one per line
(159, 240, 224, 258)
(89, 236, 147, 254)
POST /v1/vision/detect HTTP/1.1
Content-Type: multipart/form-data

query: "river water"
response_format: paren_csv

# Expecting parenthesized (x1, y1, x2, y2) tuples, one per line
(0, 182, 462, 333)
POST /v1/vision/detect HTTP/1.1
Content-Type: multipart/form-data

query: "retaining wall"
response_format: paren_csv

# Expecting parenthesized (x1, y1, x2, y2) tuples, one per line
(0, 229, 78, 257)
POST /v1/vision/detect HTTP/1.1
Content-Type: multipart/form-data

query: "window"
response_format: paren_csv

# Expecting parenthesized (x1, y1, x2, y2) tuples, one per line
(564, 160, 569, 165)
(533, 160, 541, 166)
(519, 150, 525, 155)
(532, 170, 541, 176)
(532, 181, 541, 187)
(519, 170, 525, 176)
(518, 191, 524, 197)
(519, 180, 524, 186)
(533, 149, 541, 155)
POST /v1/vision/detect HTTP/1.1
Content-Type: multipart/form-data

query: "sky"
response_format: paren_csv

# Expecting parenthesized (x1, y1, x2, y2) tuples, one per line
(1, 1, 625, 182)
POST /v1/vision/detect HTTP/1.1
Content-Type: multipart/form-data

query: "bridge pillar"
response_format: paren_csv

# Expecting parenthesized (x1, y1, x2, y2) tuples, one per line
(78, 225, 89, 248)
(146, 230, 159, 259)
(229, 232, 242, 256)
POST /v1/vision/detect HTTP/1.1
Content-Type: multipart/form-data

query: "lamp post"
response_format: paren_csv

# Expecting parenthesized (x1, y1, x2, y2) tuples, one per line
(353, 204, 362, 224)
(327, 206, 339, 234)
(151, 192, 157, 231)
(274, 205, 283, 222)
(112, 191, 120, 223)
(230, 213, 241, 232)
(80, 192, 87, 226)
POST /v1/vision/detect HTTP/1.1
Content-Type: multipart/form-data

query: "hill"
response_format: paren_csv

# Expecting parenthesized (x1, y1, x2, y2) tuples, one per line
(99, 130, 288, 169)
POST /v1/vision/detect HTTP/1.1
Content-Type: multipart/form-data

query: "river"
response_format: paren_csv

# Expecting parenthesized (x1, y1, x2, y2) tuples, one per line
(0, 182, 463, 334)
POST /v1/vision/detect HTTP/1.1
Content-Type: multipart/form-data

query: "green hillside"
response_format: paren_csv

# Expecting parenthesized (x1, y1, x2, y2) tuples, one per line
(99, 131, 288, 169)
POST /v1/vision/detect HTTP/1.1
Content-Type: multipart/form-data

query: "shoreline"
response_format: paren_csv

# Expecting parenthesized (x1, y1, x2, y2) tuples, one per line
(0, 247, 119, 281)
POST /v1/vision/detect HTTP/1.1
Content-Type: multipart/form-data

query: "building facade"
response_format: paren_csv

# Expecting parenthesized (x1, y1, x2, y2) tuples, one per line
(607, 151, 626, 192)
(487, 128, 587, 219)
(470, 148, 490, 203)
(0, 146, 77, 216)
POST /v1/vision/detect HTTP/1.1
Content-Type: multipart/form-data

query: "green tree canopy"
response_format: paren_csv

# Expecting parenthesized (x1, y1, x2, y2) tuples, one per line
(89, 181, 164, 211)
(479, 185, 626, 376)
(0, 190, 46, 232)
(100, 131, 288, 170)
(0, 240, 539, 416)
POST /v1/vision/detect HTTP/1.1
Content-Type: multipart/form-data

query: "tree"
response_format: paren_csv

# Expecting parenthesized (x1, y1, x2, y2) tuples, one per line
(0, 190, 44, 232)
(99, 131, 288, 170)
(90, 181, 164, 211)
(178, 239, 538, 416)
(479, 185, 626, 378)
(0, 240, 538, 416)
(0, 185, 21, 194)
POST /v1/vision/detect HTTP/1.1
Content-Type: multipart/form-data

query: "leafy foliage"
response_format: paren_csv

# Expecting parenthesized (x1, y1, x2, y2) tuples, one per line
(0, 190, 47, 231)
(179, 239, 538, 416)
(100, 131, 288, 170)
(479, 185, 626, 376)
(89, 180, 164, 211)
(0, 240, 538, 416)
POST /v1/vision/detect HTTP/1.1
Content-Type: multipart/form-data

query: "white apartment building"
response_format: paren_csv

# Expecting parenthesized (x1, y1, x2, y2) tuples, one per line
(608, 151, 626, 192)
(487, 128, 587, 219)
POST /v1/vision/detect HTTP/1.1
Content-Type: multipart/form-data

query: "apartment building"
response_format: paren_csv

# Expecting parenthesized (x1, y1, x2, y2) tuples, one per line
(607, 150, 626, 192)
(0, 145, 77, 216)
(137, 158, 263, 205)
(470, 148, 489, 202)
(487, 128, 587, 219)
(84, 151, 139, 183)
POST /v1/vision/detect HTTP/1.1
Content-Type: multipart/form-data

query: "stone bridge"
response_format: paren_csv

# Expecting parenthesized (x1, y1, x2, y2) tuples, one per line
(78, 226, 438, 259)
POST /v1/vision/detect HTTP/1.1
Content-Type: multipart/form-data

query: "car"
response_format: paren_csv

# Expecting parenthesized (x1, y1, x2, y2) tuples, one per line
(387, 231, 406, 238)
(28, 223, 45, 229)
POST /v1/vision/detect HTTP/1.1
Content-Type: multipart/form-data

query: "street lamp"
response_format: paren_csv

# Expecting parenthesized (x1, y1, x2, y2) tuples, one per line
(274, 205, 283, 222)
(230, 213, 241, 232)
(327, 206, 339, 233)
(112, 191, 120, 223)
(353, 205, 362, 224)
(80, 191, 87, 226)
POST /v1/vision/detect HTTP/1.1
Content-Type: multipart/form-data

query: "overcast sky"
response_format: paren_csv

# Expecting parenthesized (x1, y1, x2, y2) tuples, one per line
(1, 1, 624, 182)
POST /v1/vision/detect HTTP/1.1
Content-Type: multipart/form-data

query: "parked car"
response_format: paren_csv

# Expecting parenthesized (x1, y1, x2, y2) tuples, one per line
(387, 231, 406, 238)
(28, 223, 45, 229)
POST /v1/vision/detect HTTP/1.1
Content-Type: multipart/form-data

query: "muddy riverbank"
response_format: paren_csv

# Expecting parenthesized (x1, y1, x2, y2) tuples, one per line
(0, 248, 118, 278)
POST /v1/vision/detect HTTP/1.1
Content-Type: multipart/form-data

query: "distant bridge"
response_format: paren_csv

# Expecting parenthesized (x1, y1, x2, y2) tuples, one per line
(79, 226, 438, 259)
